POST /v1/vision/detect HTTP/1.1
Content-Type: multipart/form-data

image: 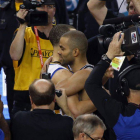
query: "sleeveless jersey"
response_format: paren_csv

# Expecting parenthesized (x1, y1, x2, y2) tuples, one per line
(48, 63, 68, 79)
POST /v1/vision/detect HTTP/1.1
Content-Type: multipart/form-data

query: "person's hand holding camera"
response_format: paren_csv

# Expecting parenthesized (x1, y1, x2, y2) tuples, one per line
(16, 9, 28, 25)
(55, 89, 67, 111)
(40, 56, 53, 77)
(55, 89, 74, 119)
(106, 31, 125, 60)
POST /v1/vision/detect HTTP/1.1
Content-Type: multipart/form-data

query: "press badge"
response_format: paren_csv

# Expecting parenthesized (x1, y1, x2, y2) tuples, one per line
(111, 56, 125, 71)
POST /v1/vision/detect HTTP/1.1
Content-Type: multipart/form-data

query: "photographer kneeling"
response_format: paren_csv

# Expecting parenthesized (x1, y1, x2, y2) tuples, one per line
(85, 31, 140, 140)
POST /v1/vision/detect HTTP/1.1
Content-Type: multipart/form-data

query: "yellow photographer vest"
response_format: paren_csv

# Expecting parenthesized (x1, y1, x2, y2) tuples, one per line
(13, 27, 53, 90)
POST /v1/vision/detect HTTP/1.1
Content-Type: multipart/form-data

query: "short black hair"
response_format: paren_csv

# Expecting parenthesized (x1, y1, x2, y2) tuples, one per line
(49, 24, 75, 46)
(61, 30, 88, 55)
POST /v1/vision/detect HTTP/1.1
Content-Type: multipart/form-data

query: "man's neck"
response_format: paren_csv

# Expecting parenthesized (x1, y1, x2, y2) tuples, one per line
(32, 103, 54, 111)
(52, 48, 61, 63)
(70, 58, 88, 73)
(127, 93, 140, 105)
(37, 24, 53, 38)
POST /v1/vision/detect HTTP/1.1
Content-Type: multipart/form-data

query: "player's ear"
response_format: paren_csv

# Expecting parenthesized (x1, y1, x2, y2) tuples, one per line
(73, 48, 79, 57)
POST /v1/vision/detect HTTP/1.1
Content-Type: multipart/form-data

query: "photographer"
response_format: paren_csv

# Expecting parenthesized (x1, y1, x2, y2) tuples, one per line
(85, 31, 140, 139)
(87, 0, 140, 100)
(10, 0, 55, 116)
(12, 79, 74, 140)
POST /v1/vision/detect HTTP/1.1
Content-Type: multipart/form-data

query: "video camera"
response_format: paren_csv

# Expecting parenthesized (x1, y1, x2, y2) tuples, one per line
(98, 14, 140, 63)
(20, 0, 55, 26)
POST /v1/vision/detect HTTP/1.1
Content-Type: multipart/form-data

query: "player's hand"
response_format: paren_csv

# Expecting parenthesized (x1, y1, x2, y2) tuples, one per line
(41, 56, 53, 75)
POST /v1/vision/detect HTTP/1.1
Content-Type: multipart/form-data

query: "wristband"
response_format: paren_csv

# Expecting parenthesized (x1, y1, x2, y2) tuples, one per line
(16, 16, 26, 24)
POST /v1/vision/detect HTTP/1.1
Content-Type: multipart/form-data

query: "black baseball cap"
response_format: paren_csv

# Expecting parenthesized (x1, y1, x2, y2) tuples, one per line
(125, 68, 140, 90)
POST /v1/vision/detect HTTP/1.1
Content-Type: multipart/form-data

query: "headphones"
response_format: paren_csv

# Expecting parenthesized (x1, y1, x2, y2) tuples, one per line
(117, 64, 140, 97)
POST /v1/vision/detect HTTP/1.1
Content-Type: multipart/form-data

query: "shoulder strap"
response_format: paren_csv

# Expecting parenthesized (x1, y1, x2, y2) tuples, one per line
(80, 64, 94, 70)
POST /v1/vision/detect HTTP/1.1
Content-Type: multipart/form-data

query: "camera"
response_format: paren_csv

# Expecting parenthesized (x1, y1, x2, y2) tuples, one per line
(42, 72, 51, 79)
(97, 15, 140, 63)
(20, 0, 55, 26)
(55, 90, 62, 97)
(55, 90, 62, 110)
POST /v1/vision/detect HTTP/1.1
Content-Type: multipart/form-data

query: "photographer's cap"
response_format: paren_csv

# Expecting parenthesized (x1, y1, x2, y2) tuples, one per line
(124, 65, 140, 90)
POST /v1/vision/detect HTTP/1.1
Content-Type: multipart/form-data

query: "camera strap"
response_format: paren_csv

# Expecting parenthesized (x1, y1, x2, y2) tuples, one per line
(34, 26, 44, 68)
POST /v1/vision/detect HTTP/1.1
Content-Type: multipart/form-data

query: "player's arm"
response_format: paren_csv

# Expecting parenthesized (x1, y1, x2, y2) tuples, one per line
(55, 89, 74, 120)
(56, 68, 113, 96)
(67, 94, 96, 118)
(10, 9, 28, 60)
(56, 69, 91, 96)
(53, 69, 97, 117)
(52, 69, 73, 85)
(87, 0, 107, 25)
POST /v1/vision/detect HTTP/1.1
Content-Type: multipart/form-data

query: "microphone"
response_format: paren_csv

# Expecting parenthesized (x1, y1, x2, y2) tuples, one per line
(103, 14, 140, 25)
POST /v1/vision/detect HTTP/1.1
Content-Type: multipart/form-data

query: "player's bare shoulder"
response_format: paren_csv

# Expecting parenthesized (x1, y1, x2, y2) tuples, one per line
(73, 64, 94, 81)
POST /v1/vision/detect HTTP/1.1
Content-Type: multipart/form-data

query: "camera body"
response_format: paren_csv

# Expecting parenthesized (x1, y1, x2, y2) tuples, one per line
(42, 73, 51, 79)
(20, 0, 55, 26)
(55, 90, 62, 97)
(98, 22, 140, 62)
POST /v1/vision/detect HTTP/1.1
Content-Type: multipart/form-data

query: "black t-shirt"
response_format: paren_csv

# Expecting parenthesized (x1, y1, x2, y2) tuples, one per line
(12, 109, 74, 140)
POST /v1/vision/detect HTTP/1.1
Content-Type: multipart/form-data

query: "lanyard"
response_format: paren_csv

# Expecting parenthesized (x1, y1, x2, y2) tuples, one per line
(34, 26, 44, 68)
